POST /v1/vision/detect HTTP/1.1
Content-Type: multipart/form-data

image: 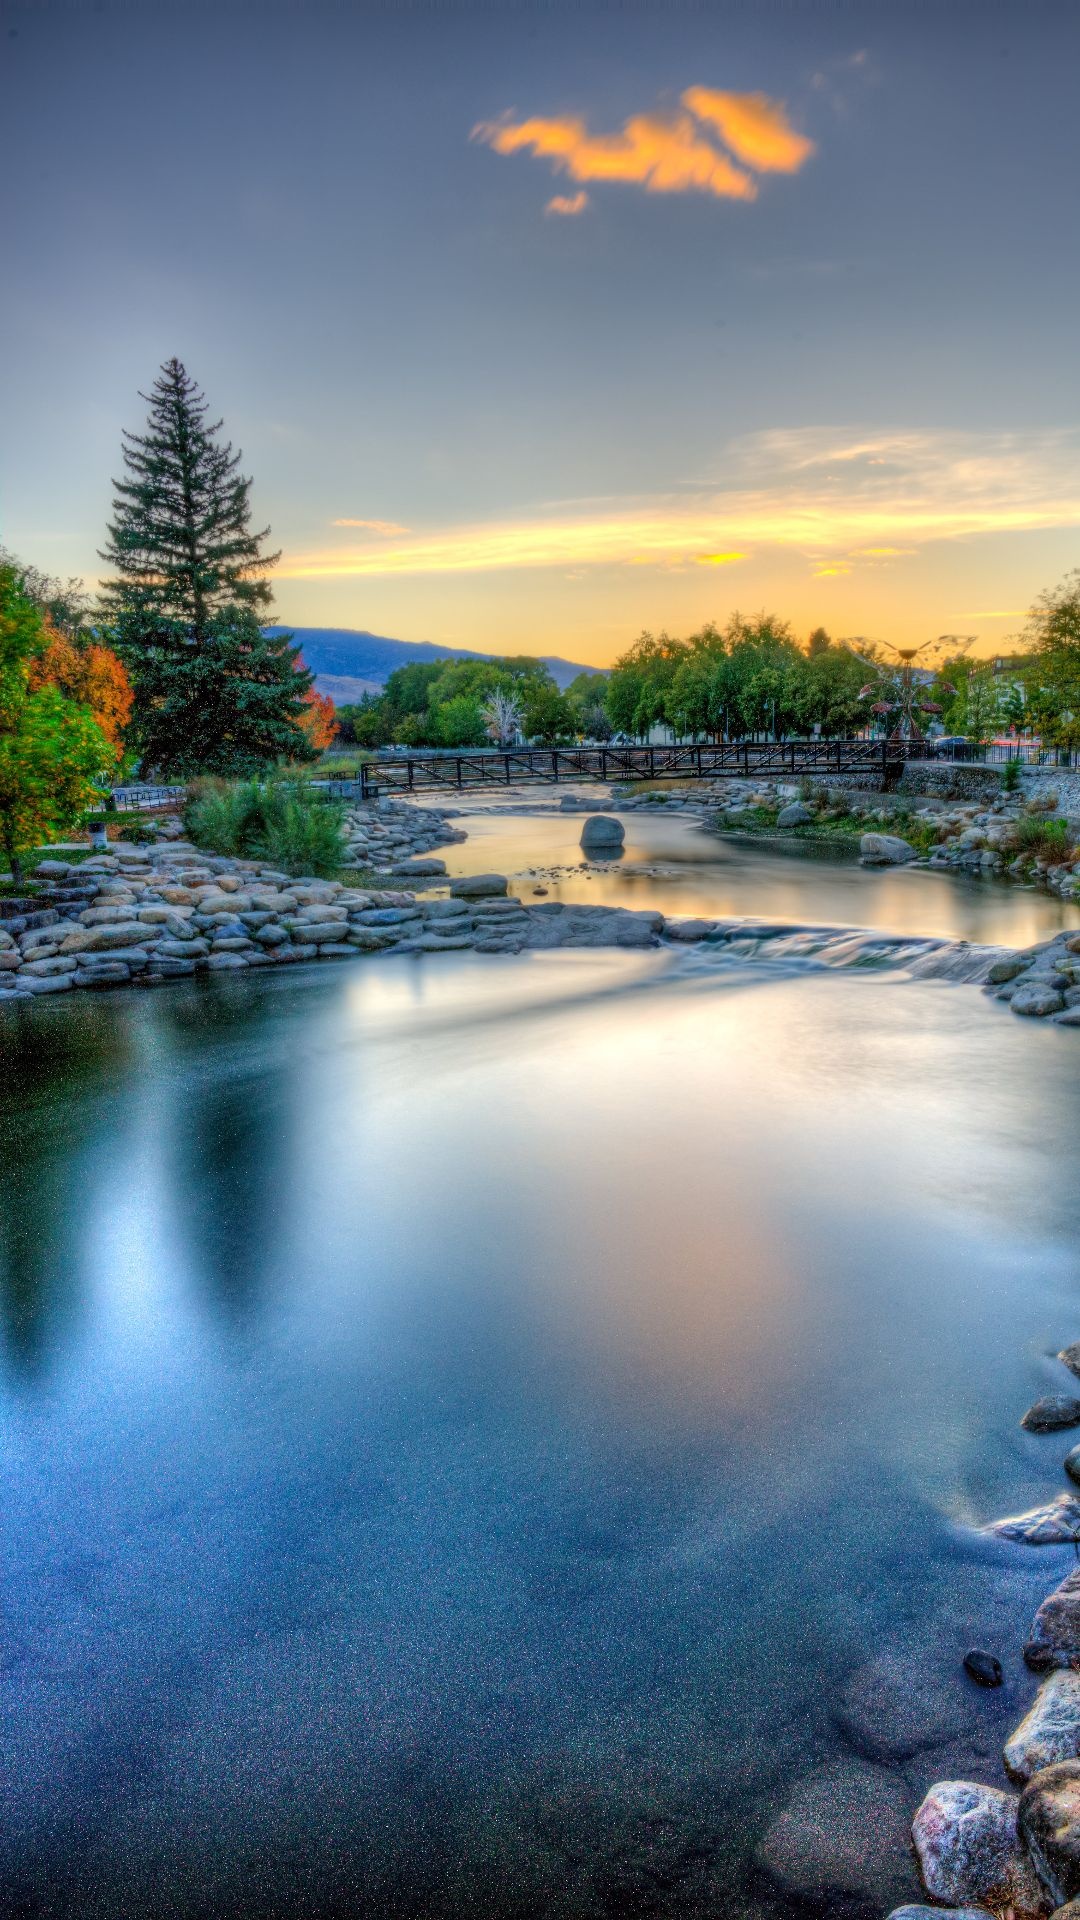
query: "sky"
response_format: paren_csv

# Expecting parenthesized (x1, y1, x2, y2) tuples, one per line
(3, 0, 1080, 668)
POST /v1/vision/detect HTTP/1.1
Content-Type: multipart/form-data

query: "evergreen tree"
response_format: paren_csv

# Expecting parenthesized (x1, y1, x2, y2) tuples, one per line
(99, 358, 315, 776)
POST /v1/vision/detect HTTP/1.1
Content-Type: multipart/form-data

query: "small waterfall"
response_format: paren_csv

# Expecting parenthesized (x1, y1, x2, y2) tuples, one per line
(674, 920, 1009, 985)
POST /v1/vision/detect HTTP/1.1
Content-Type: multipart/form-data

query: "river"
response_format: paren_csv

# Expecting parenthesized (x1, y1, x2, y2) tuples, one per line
(2, 805, 1079, 1918)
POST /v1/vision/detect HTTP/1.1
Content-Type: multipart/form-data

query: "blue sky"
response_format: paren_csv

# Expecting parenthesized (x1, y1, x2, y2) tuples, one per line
(3, 1, 1079, 663)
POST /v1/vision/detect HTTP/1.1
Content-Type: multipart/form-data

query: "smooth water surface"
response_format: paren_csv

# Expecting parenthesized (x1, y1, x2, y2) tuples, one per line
(431, 801, 1079, 947)
(3, 826, 1079, 1919)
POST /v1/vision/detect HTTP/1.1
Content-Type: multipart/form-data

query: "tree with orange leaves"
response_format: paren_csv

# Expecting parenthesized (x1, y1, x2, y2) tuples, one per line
(297, 684, 338, 753)
(27, 622, 133, 759)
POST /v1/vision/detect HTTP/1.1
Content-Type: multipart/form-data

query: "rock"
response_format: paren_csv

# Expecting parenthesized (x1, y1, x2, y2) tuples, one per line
(964, 1650, 1003, 1688)
(1023, 1397, 1080, 1434)
(833, 1654, 975, 1764)
(1025, 1569, 1080, 1671)
(1065, 1449, 1080, 1489)
(985, 1496, 1080, 1545)
(449, 874, 510, 898)
(1006, 1673, 1080, 1781)
(1060, 1346, 1080, 1380)
(21, 972, 74, 994)
(20, 955, 78, 976)
(988, 956, 1031, 984)
(777, 801, 813, 827)
(860, 832, 918, 864)
(1013, 984, 1067, 1017)
(62, 920, 147, 953)
(34, 859, 71, 878)
(204, 953, 249, 971)
(392, 858, 447, 876)
(913, 1779, 1048, 1911)
(1019, 1762, 1080, 1905)
(755, 1759, 915, 1913)
(886, 1910, 993, 1919)
(665, 918, 717, 942)
(1054, 1009, 1080, 1027)
(579, 815, 626, 852)
(73, 961, 132, 988)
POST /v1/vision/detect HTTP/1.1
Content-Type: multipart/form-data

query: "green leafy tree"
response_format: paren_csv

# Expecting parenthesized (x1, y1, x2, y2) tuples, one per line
(1019, 572, 1080, 750)
(0, 566, 114, 884)
(435, 695, 486, 747)
(99, 357, 314, 775)
(521, 682, 573, 744)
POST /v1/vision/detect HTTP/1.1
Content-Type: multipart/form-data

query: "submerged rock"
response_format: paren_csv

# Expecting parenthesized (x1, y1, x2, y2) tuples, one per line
(1005, 1672, 1080, 1781)
(1023, 1397, 1080, 1434)
(756, 1758, 915, 1912)
(913, 1779, 1049, 1911)
(984, 1495, 1080, 1545)
(1025, 1568, 1080, 1671)
(1018, 1761, 1080, 1905)
(1060, 1344, 1080, 1380)
(833, 1654, 976, 1764)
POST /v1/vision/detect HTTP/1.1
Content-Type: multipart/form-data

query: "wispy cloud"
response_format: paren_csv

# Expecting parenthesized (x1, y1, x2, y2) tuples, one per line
(681, 89, 814, 172)
(332, 518, 411, 535)
(697, 551, 748, 566)
(545, 190, 589, 217)
(292, 431, 1080, 582)
(473, 106, 757, 201)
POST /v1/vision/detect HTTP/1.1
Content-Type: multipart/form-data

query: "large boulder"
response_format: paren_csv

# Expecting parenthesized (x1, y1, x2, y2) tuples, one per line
(1025, 1569, 1080, 1670)
(913, 1780, 1049, 1911)
(860, 832, 918, 865)
(777, 801, 813, 827)
(1005, 1672, 1080, 1780)
(580, 814, 626, 852)
(1019, 1761, 1080, 1905)
(1012, 983, 1068, 1018)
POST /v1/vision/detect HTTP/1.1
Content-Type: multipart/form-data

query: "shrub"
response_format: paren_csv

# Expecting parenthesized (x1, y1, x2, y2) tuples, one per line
(1010, 814, 1072, 862)
(184, 777, 345, 877)
(1001, 757, 1023, 793)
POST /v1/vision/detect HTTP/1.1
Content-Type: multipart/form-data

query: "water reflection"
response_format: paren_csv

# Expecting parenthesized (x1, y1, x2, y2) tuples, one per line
(2, 922, 1080, 1917)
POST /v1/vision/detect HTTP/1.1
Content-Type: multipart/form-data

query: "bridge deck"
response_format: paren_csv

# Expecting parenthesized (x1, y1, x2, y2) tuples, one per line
(351, 739, 896, 799)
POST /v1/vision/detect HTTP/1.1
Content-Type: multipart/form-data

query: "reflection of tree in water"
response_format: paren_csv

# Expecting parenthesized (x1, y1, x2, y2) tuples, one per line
(0, 1001, 134, 1374)
(159, 983, 299, 1323)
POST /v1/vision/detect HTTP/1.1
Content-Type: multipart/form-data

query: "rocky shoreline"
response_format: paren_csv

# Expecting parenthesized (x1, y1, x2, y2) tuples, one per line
(0, 792, 1077, 1027)
(882, 1345, 1080, 1920)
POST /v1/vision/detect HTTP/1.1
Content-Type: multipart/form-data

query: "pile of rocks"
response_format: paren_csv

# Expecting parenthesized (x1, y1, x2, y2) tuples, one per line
(983, 931, 1080, 1026)
(885, 1349, 1080, 1920)
(338, 797, 466, 875)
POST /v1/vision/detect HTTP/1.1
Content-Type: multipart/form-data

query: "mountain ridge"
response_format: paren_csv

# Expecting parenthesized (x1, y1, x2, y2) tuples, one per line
(266, 626, 601, 703)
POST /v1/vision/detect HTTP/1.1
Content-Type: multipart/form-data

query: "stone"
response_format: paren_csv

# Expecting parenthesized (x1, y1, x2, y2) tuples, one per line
(21, 972, 74, 994)
(964, 1650, 1004, 1688)
(411, 933, 474, 951)
(356, 908, 423, 927)
(1006, 1673, 1080, 1781)
(20, 955, 78, 976)
(777, 802, 813, 827)
(1066, 1448, 1080, 1489)
(1013, 984, 1067, 1017)
(1019, 1762, 1080, 1905)
(34, 859, 71, 878)
(449, 873, 510, 898)
(913, 1779, 1048, 1911)
(1023, 1397, 1080, 1434)
(665, 918, 717, 941)
(580, 815, 625, 852)
(73, 961, 131, 988)
(886, 1910, 993, 1919)
(1054, 1009, 1080, 1027)
(255, 923, 288, 946)
(860, 832, 918, 864)
(155, 938, 209, 959)
(204, 953, 249, 971)
(392, 858, 447, 876)
(1025, 1569, 1080, 1671)
(62, 920, 146, 953)
(756, 1759, 914, 1913)
(985, 1497, 1080, 1545)
(833, 1654, 975, 1764)
(988, 956, 1031, 984)
(1060, 1346, 1080, 1380)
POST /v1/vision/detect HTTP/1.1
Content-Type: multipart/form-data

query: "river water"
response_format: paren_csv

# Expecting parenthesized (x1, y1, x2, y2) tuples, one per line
(3, 807, 1080, 1919)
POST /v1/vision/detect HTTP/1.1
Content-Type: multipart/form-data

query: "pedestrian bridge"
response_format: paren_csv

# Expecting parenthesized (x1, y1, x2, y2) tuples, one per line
(342, 737, 902, 800)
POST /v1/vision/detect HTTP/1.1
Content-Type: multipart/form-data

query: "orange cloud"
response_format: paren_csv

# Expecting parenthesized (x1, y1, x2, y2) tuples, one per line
(697, 551, 748, 565)
(681, 88, 815, 172)
(813, 564, 852, 578)
(545, 190, 589, 216)
(332, 518, 411, 535)
(472, 108, 757, 201)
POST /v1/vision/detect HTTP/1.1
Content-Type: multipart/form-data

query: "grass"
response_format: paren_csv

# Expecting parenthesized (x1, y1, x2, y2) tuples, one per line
(712, 800, 941, 858)
(1009, 815, 1074, 862)
(184, 777, 347, 878)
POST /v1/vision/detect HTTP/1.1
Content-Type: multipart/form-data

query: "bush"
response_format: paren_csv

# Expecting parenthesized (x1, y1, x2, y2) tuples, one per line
(119, 821, 159, 844)
(1001, 757, 1023, 793)
(184, 777, 346, 877)
(1010, 814, 1073, 862)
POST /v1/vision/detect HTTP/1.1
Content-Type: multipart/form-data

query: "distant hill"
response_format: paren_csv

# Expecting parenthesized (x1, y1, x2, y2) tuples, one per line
(266, 627, 601, 704)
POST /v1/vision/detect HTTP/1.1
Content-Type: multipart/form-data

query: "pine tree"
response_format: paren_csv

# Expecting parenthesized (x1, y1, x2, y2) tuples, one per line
(99, 358, 315, 777)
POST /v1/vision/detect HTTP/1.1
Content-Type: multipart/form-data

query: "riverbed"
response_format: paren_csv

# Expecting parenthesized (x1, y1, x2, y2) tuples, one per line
(3, 807, 1079, 1918)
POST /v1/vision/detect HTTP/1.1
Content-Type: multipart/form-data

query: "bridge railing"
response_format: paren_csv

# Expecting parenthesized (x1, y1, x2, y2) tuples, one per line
(359, 739, 894, 797)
